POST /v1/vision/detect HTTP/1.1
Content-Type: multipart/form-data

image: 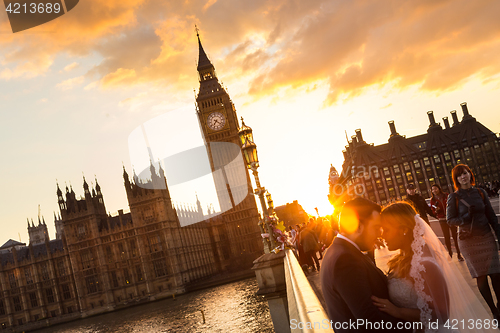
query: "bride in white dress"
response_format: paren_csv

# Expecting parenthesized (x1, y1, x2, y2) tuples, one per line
(372, 202, 497, 333)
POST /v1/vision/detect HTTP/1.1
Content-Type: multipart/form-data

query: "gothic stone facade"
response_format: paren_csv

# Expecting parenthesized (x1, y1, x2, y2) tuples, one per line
(0, 168, 219, 332)
(0, 33, 265, 332)
(0, 238, 78, 330)
(339, 102, 500, 205)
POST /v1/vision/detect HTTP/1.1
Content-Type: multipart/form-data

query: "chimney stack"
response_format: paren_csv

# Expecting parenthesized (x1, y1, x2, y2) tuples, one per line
(355, 129, 364, 143)
(388, 121, 399, 137)
(460, 102, 470, 118)
(443, 117, 450, 129)
(427, 111, 437, 126)
(451, 110, 459, 126)
(351, 135, 358, 147)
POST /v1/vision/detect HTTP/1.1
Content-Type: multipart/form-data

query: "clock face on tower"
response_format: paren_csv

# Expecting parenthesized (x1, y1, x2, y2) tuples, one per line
(207, 112, 226, 131)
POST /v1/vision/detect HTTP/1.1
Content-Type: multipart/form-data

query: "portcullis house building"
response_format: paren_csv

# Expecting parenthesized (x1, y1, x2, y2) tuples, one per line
(338, 103, 500, 205)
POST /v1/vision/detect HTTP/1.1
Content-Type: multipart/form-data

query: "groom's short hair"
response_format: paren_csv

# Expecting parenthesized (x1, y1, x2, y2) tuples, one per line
(338, 197, 381, 234)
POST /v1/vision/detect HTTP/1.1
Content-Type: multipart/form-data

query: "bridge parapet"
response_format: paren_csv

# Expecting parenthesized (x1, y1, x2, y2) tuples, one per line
(284, 250, 334, 333)
(253, 249, 334, 332)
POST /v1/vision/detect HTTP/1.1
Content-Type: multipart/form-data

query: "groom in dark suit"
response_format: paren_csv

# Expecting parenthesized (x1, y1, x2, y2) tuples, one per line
(320, 197, 411, 332)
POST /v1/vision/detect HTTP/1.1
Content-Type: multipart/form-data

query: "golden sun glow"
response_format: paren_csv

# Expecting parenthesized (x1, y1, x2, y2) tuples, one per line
(339, 208, 360, 234)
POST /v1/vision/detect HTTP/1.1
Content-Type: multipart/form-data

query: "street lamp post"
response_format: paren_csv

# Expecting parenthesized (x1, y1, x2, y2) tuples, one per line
(239, 118, 277, 253)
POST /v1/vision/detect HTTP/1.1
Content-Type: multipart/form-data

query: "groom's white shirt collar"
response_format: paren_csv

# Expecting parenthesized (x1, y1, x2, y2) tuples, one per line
(337, 234, 361, 252)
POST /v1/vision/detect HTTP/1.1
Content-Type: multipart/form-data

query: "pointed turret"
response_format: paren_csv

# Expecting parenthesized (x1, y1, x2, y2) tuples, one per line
(149, 159, 156, 179)
(92, 175, 106, 213)
(196, 193, 203, 214)
(27, 211, 49, 245)
(95, 176, 101, 193)
(56, 183, 62, 197)
(196, 26, 217, 82)
(83, 175, 89, 192)
(157, 159, 165, 180)
(65, 183, 76, 213)
(57, 182, 66, 214)
(123, 165, 131, 192)
(133, 168, 139, 184)
(123, 165, 129, 181)
(196, 26, 214, 72)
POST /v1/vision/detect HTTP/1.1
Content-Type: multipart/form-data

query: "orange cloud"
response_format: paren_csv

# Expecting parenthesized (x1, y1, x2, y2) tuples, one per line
(0, 53, 53, 79)
(245, 0, 500, 104)
(56, 75, 85, 90)
(0, 0, 499, 105)
(203, 0, 218, 12)
(102, 68, 137, 87)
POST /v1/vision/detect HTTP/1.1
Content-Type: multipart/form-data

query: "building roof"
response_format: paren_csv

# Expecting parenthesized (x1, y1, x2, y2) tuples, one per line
(0, 239, 65, 267)
(49, 239, 64, 253)
(108, 211, 133, 230)
(0, 239, 25, 249)
(342, 108, 498, 170)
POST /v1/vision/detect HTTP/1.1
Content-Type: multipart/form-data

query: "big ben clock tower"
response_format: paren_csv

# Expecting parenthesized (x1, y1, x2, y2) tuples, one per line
(194, 29, 263, 268)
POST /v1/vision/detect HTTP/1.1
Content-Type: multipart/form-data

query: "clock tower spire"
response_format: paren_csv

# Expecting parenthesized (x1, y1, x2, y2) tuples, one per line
(196, 25, 216, 81)
(195, 29, 240, 145)
(195, 28, 246, 210)
(194, 28, 263, 269)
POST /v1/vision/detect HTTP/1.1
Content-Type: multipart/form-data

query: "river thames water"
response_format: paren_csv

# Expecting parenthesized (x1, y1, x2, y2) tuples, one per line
(33, 278, 275, 333)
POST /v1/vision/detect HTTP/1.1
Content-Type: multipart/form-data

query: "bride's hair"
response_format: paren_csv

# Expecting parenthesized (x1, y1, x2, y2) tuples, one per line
(381, 202, 417, 280)
(377, 202, 494, 330)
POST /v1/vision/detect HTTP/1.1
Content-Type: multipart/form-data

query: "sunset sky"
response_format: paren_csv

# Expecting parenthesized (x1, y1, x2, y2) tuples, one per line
(1, 0, 500, 243)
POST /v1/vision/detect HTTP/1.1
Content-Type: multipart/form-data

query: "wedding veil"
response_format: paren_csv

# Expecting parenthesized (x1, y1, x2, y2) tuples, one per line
(376, 214, 497, 333)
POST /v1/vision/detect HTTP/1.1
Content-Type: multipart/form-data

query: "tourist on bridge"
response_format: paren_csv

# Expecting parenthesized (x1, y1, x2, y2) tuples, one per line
(322, 216, 338, 248)
(405, 183, 435, 224)
(288, 225, 298, 258)
(317, 218, 330, 252)
(447, 164, 500, 320)
(298, 222, 320, 272)
(430, 184, 463, 261)
(296, 225, 308, 270)
(314, 218, 326, 260)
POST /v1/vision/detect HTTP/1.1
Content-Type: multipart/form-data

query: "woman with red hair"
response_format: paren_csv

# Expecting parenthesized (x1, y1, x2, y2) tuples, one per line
(447, 164, 500, 319)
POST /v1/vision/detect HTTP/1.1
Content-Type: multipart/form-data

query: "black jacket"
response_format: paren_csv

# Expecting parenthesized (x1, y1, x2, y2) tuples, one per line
(447, 187, 500, 239)
(407, 194, 434, 221)
(320, 237, 411, 332)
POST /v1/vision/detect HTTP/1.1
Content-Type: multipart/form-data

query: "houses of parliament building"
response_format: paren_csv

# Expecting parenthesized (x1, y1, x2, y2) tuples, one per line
(0, 33, 263, 332)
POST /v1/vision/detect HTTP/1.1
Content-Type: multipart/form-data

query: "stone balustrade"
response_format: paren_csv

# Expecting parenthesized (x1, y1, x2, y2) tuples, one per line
(253, 249, 334, 333)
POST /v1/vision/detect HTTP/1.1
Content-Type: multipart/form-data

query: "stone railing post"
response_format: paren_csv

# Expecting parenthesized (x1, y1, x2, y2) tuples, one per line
(252, 251, 290, 333)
